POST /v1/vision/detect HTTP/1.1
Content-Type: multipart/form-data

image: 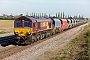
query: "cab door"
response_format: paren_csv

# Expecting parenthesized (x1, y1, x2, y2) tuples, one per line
(33, 22, 36, 33)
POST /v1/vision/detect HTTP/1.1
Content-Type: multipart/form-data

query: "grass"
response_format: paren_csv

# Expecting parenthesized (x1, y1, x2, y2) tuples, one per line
(51, 24, 90, 60)
(0, 31, 7, 34)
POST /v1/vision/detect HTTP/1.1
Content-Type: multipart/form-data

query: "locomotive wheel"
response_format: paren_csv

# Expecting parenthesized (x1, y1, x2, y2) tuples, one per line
(50, 32, 53, 36)
(37, 34, 40, 41)
(25, 36, 31, 44)
(31, 39, 35, 43)
(47, 33, 50, 37)
(34, 38, 37, 42)
(40, 34, 43, 40)
(48, 33, 50, 37)
(53, 32, 55, 35)
(45, 32, 48, 38)
(25, 40, 31, 45)
(17, 40, 23, 45)
(32, 35, 37, 43)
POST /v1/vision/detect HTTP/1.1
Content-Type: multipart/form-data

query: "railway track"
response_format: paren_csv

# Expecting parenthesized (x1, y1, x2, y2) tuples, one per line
(0, 23, 88, 60)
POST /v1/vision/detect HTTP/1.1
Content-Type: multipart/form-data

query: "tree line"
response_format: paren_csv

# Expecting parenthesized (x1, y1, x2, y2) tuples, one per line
(18, 12, 86, 20)
(0, 12, 88, 20)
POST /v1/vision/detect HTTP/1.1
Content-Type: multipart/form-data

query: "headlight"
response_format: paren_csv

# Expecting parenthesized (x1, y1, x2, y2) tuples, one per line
(14, 32, 18, 35)
(27, 32, 31, 35)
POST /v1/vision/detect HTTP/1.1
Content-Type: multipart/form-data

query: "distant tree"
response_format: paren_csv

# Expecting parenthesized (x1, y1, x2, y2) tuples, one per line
(10, 13, 13, 17)
(82, 15, 83, 19)
(26, 12, 29, 16)
(40, 13, 41, 17)
(42, 13, 43, 17)
(65, 15, 67, 19)
(44, 13, 46, 18)
(19, 14, 23, 17)
(73, 15, 76, 19)
(33, 12, 35, 17)
(58, 12, 60, 18)
(38, 13, 39, 17)
(53, 16, 56, 18)
(76, 16, 77, 19)
(2, 14, 5, 16)
(36, 13, 37, 17)
(30, 13, 31, 16)
(9, 13, 14, 20)
(70, 15, 71, 18)
(32, 12, 33, 16)
(68, 15, 69, 18)
(56, 13, 57, 18)
(61, 12, 62, 18)
(79, 15, 81, 19)
(62, 12, 65, 18)
(86, 18, 88, 20)
(49, 13, 51, 17)
(70, 16, 72, 19)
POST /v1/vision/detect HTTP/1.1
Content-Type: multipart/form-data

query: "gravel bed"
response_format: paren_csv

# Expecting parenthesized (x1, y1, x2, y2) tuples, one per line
(2, 23, 89, 60)
(0, 45, 14, 51)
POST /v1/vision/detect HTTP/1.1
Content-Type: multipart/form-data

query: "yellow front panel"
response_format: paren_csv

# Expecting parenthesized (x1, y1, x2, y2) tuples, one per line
(14, 28, 32, 36)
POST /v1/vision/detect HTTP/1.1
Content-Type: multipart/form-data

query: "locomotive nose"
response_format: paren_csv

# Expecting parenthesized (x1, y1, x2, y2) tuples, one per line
(20, 31, 24, 34)
(19, 31, 25, 36)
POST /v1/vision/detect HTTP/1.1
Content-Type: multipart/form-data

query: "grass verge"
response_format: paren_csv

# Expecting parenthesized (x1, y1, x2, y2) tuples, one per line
(0, 31, 7, 34)
(51, 24, 90, 60)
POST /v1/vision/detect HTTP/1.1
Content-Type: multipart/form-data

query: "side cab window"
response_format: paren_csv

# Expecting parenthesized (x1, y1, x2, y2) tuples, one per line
(36, 22, 40, 29)
(33, 23, 35, 28)
(49, 22, 51, 28)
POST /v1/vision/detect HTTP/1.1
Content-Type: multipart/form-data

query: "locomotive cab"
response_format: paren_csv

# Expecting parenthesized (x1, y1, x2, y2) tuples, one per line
(14, 16, 36, 44)
(14, 16, 32, 37)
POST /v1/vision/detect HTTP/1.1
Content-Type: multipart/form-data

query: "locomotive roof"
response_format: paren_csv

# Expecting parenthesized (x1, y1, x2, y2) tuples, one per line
(16, 16, 36, 22)
(26, 16, 52, 22)
(16, 16, 52, 22)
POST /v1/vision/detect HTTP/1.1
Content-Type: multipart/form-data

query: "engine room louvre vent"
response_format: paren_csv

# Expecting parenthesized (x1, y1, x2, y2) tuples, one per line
(19, 16, 27, 20)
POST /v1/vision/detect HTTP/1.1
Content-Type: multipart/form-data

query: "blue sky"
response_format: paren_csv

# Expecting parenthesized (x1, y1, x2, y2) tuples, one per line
(0, 0, 90, 17)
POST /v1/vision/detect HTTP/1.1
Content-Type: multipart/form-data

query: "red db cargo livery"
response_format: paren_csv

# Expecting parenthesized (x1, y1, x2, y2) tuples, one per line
(60, 19, 68, 30)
